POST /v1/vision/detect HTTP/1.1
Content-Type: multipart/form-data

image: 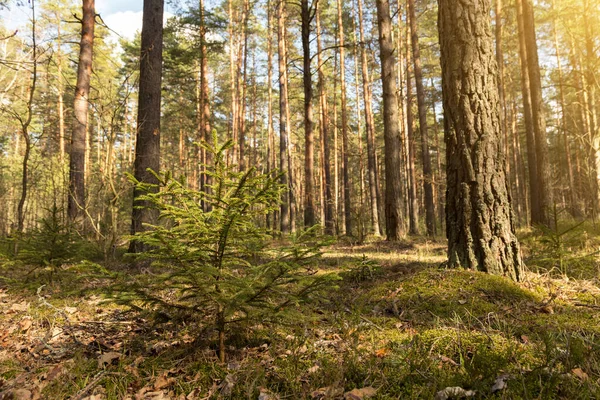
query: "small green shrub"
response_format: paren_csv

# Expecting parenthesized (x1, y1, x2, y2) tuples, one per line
(118, 138, 339, 361)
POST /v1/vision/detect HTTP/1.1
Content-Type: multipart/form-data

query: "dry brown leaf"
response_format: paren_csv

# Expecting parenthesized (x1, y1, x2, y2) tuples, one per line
(11, 388, 33, 400)
(98, 351, 121, 369)
(307, 365, 320, 374)
(153, 373, 174, 390)
(344, 386, 377, 400)
(10, 302, 29, 313)
(374, 348, 389, 358)
(64, 306, 78, 314)
(572, 368, 589, 381)
(439, 355, 459, 366)
(46, 364, 64, 381)
(18, 317, 33, 332)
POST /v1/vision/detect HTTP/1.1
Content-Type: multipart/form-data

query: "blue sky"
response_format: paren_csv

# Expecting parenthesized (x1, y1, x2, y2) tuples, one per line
(2, 1, 174, 41)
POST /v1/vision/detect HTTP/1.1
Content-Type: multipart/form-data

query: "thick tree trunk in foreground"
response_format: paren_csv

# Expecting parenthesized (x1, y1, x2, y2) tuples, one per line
(68, 0, 95, 223)
(376, 0, 404, 241)
(438, 0, 523, 280)
(130, 0, 164, 253)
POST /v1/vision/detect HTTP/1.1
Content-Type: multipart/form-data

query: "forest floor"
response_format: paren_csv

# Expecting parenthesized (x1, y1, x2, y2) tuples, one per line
(1, 231, 600, 399)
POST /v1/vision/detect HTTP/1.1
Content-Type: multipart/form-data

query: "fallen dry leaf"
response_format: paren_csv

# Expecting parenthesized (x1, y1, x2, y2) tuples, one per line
(153, 373, 175, 390)
(307, 365, 320, 374)
(572, 368, 589, 381)
(18, 317, 33, 332)
(64, 306, 78, 314)
(10, 301, 29, 313)
(98, 351, 121, 369)
(374, 348, 389, 358)
(344, 386, 377, 400)
(439, 355, 459, 366)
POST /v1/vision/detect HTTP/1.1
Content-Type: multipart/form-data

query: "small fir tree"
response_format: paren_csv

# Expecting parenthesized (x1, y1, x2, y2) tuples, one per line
(119, 137, 338, 362)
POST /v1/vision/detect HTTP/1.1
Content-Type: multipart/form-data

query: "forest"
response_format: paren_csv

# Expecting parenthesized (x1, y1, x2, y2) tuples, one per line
(0, 0, 600, 398)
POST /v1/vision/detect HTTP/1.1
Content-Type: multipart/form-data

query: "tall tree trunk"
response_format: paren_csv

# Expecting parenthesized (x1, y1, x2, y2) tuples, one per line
(17, 0, 37, 238)
(439, 0, 523, 279)
(516, 0, 539, 225)
(521, 0, 553, 226)
(278, 0, 290, 233)
(228, 0, 238, 166)
(551, 0, 577, 216)
(405, 23, 419, 234)
(337, 0, 352, 236)
(408, 0, 435, 236)
(237, 0, 249, 171)
(199, 0, 212, 211)
(357, 0, 381, 236)
(316, 7, 334, 234)
(266, 0, 277, 230)
(376, 0, 404, 240)
(68, 0, 95, 223)
(301, 0, 316, 227)
(129, 0, 164, 253)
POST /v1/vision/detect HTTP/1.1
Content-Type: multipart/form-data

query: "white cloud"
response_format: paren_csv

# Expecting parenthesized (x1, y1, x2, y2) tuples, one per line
(104, 10, 144, 41)
(103, 10, 175, 42)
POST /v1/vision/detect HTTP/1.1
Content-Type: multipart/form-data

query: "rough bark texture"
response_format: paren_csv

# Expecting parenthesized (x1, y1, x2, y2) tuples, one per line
(130, 0, 164, 253)
(68, 0, 95, 222)
(408, 0, 435, 236)
(405, 32, 419, 235)
(301, 0, 316, 227)
(438, 0, 523, 280)
(376, 0, 404, 241)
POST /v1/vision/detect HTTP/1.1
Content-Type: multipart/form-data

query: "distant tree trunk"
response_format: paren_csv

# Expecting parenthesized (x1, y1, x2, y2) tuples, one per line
(521, 0, 553, 226)
(316, 7, 334, 234)
(357, 0, 381, 236)
(408, 0, 435, 236)
(376, 0, 404, 240)
(228, 0, 238, 166)
(266, 0, 277, 230)
(337, 0, 352, 236)
(68, 0, 95, 223)
(405, 26, 419, 235)
(551, 0, 577, 216)
(199, 0, 212, 211)
(278, 0, 290, 233)
(237, 0, 249, 171)
(439, 0, 523, 280)
(56, 19, 65, 165)
(129, 0, 164, 253)
(301, 0, 316, 227)
(16, 1, 38, 238)
(516, 0, 539, 226)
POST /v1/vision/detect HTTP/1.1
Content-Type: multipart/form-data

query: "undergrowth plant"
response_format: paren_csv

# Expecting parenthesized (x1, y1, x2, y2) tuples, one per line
(117, 138, 339, 362)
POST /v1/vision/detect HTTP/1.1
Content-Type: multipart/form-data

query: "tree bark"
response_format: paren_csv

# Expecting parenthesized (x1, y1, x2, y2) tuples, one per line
(408, 0, 435, 236)
(405, 25, 419, 235)
(521, 0, 553, 226)
(337, 0, 352, 236)
(68, 0, 95, 223)
(516, 0, 539, 226)
(129, 0, 164, 253)
(438, 0, 523, 280)
(376, 0, 404, 241)
(357, 0, 381, 236)
(316, 6, 334, 235)
(301, 0, 316, 227)
(278, 0, 291, 233)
